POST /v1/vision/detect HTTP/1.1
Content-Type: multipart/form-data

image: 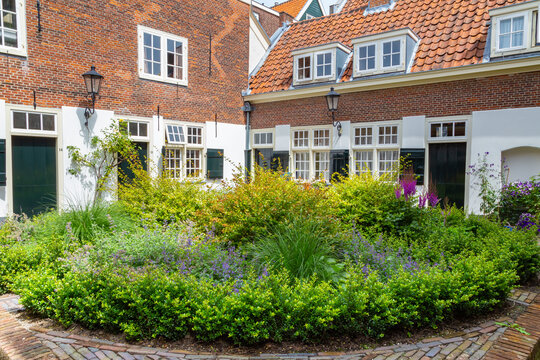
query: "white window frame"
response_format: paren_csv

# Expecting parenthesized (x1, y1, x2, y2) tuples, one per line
(165, 124, 186, 145)
(353, 126, 373, 147)
(185, 148, 202, 178)
(314, 50, 334, 80)
(0, 0, 27, 57)
(253, 131, 274, 147)
(352, 29, 417, 77)
(292, 130, 310, 149)
(122, 119, 150, 142)
(377, 125, 399, 146)
(11, 110, 57, 135)
(138, 25, 188, 86)
(187, 126, 203, 146)
(313, 151, 330, 181)
(294, 151, 310, 180)
(494, 12, 529, 52)
(312, 128, 330, 148)
(295, 54, 313, 82)
(429, 121, 467, 140)
(356, 42, 377, 74)
(378, 149, 400, 178)
(163, 147, 183, 179)
(305, 13, 315, 20)
(354, 150, 374, 175)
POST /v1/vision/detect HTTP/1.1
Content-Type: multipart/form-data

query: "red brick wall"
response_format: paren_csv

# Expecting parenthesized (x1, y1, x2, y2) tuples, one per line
(0, 0, 250, 125)
(250, 71, 540, 128)
(253, 7, 281, 37)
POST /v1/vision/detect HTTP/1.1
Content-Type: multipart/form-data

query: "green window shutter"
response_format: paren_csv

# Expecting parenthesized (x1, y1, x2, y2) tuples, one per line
(271, 151, 289, 172)
(254, 148, 273, 169)
(207, 148, 224, 179)
(0, 139, 5, 186)
(330, 150, 349, 181)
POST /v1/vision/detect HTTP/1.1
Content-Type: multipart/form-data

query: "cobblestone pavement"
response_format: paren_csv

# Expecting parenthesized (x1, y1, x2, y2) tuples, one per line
(0, 291, 538, 360)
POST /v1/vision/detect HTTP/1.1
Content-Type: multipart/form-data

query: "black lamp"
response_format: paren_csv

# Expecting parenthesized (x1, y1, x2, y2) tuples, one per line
(326, 87, 341, 136)
(82, 66, 104, 126)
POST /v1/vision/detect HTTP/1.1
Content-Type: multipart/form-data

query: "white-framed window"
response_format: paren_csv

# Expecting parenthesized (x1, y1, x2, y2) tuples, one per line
(293, 130, 309, 148)
(166, 124, 186, 144)
(354, 126, 373, 146)
(296, 54, 312, 81)
(354, 150, 373, 174)
(315, 51, 332, 79)
(314, 152, 330, 180)
(164, 148, 183, 179)
(378, 125, 398, 145)
(187, 126, 202, 145)
(305, 13, 315, 20)
(378, 150, 399, 177)
(352, 29, 416, 77)
(138, 26, 188, 86)
(294, 152, 310, 180)
(430, 121, 466, 138)
(0, 0, 26, 57)
(123, 120, 149, 139)
(186, 149, 201, 177)
(313, 129, 330, 147)
(382, 39, 401, 68)
(254, 132, 273, 146)
(497, 13, 526, 51)
(12, 111, 56, 133)
(357, 43, 376, 72)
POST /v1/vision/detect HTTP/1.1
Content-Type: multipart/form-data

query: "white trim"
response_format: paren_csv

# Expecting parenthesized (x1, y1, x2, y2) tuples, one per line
(0, 0, 27, 57)
(351, 28, 420, 45)
(489, 0, 540, 17)
(353, 35, 408, 77)
(252, 129, 274, 148)
(492, 11, 530, 53)
(294, 53, 313, 83)
(313, 50, 335, 80)
(118, 117, 151, 142)
(238, 0, 280, 16)
(137, 25, 189, 86)
(291, 42, 351, 56)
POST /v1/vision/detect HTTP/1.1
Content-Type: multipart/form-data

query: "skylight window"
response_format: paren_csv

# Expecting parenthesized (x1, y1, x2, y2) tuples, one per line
(166, 124, 185, 144)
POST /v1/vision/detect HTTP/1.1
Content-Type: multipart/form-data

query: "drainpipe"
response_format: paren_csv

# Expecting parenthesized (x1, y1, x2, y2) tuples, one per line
(242, 101, 253, 181)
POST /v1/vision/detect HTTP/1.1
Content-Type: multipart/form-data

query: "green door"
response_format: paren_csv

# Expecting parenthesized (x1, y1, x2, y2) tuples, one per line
(12, 136, 57, 215)
(429, 142, 466, 208)
(118, 142, 148, 185)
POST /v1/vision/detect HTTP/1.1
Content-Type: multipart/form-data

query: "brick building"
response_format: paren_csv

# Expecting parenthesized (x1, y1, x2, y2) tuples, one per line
(0, 0, 278, 216)
(244, 0, 540, 212)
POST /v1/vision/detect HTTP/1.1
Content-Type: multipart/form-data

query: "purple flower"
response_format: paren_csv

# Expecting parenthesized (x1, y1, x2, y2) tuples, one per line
(400, 178, 417, 201)
(427, 192, 440, 208)
(418, 195, 427, 209)
(395, 188, 402, 199)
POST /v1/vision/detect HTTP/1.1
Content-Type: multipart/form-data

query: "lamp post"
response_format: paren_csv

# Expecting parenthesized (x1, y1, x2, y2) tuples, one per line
(82, 66, 104, 127)
(325, 87, 341, 136)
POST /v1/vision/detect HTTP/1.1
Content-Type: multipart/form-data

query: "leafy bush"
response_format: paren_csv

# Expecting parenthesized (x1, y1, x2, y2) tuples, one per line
(201, 166, 333, 245)
(500, 179, 540, 225)
(251, 218, 344, 282)
(119, 165, 211, 224)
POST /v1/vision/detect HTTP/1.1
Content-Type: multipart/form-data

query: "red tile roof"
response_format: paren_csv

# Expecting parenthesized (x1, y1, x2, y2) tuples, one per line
(272, 0, 308, 17)
(249, 0, 530, 95)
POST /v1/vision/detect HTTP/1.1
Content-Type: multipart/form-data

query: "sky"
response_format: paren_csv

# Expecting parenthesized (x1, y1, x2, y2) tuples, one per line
(256, 0, 337, 14)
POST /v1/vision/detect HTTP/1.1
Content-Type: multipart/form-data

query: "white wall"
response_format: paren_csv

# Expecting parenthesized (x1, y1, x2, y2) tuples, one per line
(468, 107, 540, 213)
(502, 147, 540, 183)
(205, 121, 245, 182)
(249, 17, 270, 73)
(333, 120, 350, 150)
(274, 124, 290, 151)
(402, 115, 426, 149)
(61, 107, 115, 208)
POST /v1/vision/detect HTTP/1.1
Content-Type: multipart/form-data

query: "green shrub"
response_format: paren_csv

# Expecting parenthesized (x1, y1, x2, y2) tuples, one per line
(251, 218, 344, 282)
(500, 180, 540, 225)
(119, 165, 211, 224)
(201, 166, 333, 245)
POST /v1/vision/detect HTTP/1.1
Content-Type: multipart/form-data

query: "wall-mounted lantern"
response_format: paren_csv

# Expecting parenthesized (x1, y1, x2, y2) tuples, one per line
(82, 66, 104, 127)
(325, 87, 341, 136)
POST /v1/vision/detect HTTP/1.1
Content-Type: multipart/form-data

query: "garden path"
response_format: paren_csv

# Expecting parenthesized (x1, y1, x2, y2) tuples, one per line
(0, 290, 538, 360)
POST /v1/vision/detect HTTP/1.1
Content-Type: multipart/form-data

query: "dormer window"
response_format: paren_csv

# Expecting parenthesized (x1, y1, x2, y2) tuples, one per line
(292, 42, 351, 85)
(297, 55, 312, 81)
(315, 52, 332, 78)
(490, 1, 539, 57)
(352, 28, 418, 78)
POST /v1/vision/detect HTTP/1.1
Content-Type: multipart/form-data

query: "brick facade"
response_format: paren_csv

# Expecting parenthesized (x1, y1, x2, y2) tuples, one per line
(253, 7, 281, 37)
(250, 71, 540, 128)
(0, 0, 250, 125)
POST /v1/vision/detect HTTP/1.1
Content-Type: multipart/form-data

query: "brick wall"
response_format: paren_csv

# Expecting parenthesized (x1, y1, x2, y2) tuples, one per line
(0, 0, 250, 125)
(250, 71, 540, 128)
(253, 7, 281, 37)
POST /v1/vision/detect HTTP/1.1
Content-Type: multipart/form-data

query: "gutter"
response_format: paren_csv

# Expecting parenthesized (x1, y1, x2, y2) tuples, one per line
(244, 56, 540, 103)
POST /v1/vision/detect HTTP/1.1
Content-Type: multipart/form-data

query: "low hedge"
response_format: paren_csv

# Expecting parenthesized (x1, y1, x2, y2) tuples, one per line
(14, 252, 517, 344)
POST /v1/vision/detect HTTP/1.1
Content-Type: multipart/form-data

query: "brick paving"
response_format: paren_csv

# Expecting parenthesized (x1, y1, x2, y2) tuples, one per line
(0, 291, 538, 360)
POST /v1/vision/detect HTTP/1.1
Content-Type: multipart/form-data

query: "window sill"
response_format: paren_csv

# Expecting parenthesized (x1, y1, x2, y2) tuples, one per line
(354, 65, 405, 78)
(139, 72, 188, 87)
(0, 46, 27, 58)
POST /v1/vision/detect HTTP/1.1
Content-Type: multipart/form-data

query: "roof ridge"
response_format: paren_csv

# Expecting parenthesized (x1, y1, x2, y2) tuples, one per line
(286, 4, 368, 26)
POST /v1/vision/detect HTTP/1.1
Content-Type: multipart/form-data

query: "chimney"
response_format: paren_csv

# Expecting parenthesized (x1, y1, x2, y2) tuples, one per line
(279, 11, 295, 25)
(368, 0, 391, 8)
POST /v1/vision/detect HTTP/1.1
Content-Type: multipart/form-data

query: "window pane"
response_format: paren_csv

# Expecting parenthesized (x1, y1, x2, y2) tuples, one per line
(512, 32, 523, 47)
(454, 122, 466, 136)
(368, 57, 375, 69)
(368, 44, 375, 56)
(129, 122, 138, 136)
(153, 62, 160, 76)
(359, 46, 366, 58)
(512, 16, 524, 31)
(359, 58, 366, 70)
(431, 124, 440, 137)
(4, 29, 16, 47)
(144, 33, 151, 46)
(13, 112, 26, 129)
(3, 11, 16, 29)
(2, 0, 15, 12)
(499, 34, 510, 49)
(153, 35, 160, 48)
(383, 55, 391, 67)
(392, 53, 400, 66)
(392, 40, 400, 52)
(500, 19, 511, 34)
(42, 115, 55, 131)
(28, 113, 41, 130)
(153, 49, 161, 62)
(139, 123, 148, 137)
(383, 41, 391, 54)
(442, 123, 453, 137)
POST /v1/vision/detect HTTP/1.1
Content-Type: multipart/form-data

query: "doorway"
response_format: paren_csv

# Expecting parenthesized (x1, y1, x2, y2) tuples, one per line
(428, 142, 466, 208)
